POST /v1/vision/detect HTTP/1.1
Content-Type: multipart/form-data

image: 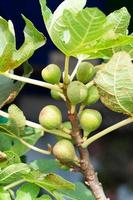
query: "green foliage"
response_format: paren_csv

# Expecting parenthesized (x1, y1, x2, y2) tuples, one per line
(23, 171, 75, 199)
(0, 16, 45, 73)
(39, 0, 133, 59)
(0, 62, 32, 109)
(15, 183, 40, 200)
(0, 188, 11, 200)
(0, 105, 43, 156)
(95, 51, 133, 116)
(62, 182, 95, 200)
(1, 0, 133, 199)
(0, 163, 30, 185)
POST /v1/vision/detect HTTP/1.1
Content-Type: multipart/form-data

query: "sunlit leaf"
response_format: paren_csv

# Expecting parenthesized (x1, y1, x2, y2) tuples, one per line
(0, 16, 46, 73)
(39, 1, 133, 59)
(95, 51, 133, 115)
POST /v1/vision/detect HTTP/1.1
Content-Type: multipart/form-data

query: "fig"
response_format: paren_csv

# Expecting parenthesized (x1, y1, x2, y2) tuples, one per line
(39, 105, 62, 129)
(76, 62, 95, 83)
(79, 109, 102, 132)
(83, 86, 100, 106)
(41, 64, 61, 84)
(67, 81, 88, 105)
(53, 139, 78, 163)
(50, 89, 61, 100)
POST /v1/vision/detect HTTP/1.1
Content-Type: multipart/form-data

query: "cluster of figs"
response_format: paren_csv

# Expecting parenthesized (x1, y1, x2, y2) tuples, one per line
(39, 62, 102, 164)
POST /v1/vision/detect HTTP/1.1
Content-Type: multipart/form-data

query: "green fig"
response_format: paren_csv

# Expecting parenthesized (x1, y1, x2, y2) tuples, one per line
(50, 89, 61, 100)
(79, 109, 102, 133)
(76, 62, 95, 83)
(41, 64, 61, 84)
(67, 81, 88, 105)
(53, 139, 78, 163)
(83, 86, 100, 106)
(39, 105, 62, 129)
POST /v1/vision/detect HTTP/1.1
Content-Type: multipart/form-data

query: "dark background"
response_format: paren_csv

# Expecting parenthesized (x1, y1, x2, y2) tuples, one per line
(1, 1, 133, 199)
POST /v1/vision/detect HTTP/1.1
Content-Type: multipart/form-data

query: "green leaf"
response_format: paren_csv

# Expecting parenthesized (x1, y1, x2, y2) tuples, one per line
(15, 183, 40, 200)
(40, 1, 133, 59)
(62, 182, 95, 200)
(23, 171, 75, 199)
(0, 163, 30, 185)
(0, 16, 45, 73)
(106, 7, 131, 34)
(8, 104, 26, 132)
(0, 124, 43, 156)
(95, 51, 133, 115)
(0, 62, 32, 109)
(0, 187, 11, 200)
(36, 195, 52, 200)
(0, 151, 21, 169)
(30, 159, 60, 173)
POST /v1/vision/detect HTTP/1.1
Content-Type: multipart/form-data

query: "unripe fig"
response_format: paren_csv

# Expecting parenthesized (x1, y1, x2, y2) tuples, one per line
(39, 105, 62, 130)
(67, 81, 88, 105)
(50, 89, 61, 100)
(76, 62, 95, 83)
(79, 109, 102, 132)
(53, 139, 78, 163)
(83, 86, 100, 106)
(41, 64, 61, 84)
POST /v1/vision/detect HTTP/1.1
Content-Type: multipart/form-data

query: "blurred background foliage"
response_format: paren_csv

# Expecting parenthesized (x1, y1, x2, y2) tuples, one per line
(0, 1, 133, 199)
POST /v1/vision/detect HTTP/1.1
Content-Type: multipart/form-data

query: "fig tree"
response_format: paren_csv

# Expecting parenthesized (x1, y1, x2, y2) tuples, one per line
(41, 64, 61, 84)
(76, 62, 95, 83)
(79, 109, 102, 132)
(83, 86, 100, 106)
(67, 81, 88, 105)
(39, 105, 62, 129)
(53, 139, 78, 163)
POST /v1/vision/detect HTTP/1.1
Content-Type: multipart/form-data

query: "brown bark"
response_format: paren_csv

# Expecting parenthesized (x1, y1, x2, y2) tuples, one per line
(68, 111, 109, 200)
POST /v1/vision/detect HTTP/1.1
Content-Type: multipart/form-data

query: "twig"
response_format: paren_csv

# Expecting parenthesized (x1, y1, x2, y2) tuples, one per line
(70, 59, 82, 81)
(3, 72, 62, 92)
(63, 56, 70, 84)
(4, 179, 25, 191)
(82, 117, 133, 148)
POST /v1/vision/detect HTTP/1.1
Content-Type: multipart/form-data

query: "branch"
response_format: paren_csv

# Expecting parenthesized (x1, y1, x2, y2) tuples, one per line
(82, 117, 133, 148)
(3, 72, 62, 92)
(68, 112, 108, 200)
(0, 110, 71, 140)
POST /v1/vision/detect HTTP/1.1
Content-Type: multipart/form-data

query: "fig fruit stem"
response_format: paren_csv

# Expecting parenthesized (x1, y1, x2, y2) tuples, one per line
(3, 72, 62, 92)
(63, 56, 70, 84)
(4, 179, 25, 191)
(86, 80, 94, 88)
(70, 58, 82, 81)
(82, 117, 133, 148)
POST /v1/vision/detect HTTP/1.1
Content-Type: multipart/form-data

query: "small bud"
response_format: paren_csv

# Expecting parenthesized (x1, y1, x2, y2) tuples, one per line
(83, 86, 100, 106)
(60, 121, 72, 134)
(50, 89, 62, 100)
(79, 109, 102, 132)
(39, 105, 62, 130)
(67, 81, 88, 105)
(76, 62, 95, 83)
(53, 139, 78, 163)
(41, 64, 61, 84)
